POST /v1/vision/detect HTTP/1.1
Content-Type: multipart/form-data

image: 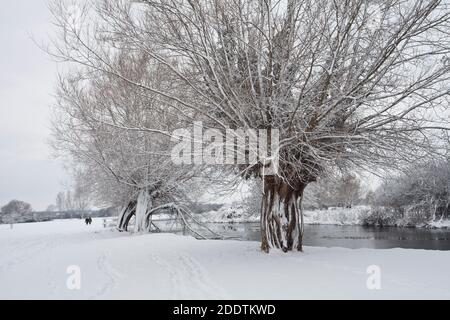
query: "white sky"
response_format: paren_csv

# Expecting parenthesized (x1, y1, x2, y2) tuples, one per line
(0, 0, 69, 211)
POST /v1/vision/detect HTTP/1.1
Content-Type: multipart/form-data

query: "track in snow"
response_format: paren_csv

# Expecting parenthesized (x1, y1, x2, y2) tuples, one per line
(149, 252, 230, 299)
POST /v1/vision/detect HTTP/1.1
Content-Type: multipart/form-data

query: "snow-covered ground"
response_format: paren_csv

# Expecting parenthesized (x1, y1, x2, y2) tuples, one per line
(1, 219, 450, 299)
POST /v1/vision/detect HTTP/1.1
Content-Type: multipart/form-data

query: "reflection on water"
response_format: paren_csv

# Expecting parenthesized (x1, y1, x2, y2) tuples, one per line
(301, 224, 450, 250)
(154, 219, 450, 250)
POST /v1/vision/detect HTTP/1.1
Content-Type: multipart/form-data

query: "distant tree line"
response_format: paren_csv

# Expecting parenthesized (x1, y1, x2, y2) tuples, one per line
(0, 188, 112, 225)
(303, 173, 364, 210)
(0, 205, 117, 225)
(52, 189, 90, 212)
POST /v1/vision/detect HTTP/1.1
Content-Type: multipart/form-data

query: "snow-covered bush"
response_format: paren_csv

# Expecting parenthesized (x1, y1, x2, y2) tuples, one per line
(360, 207, 402, 227)
(304, 206, 370, 225)
(372, 158, 450, 225)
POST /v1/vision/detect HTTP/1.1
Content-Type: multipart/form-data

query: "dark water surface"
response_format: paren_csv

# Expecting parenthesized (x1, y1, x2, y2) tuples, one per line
(201, 222, 450, 250)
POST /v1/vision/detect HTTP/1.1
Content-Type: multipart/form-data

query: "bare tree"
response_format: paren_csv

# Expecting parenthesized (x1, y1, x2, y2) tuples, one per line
(50, 46, 209, 232)
(1, 200, 32, 223)
(336, 174, 363, 208)
(55, 191, 66, 211)
(303, 173, 363, 209)
(49, 0, 450, 252)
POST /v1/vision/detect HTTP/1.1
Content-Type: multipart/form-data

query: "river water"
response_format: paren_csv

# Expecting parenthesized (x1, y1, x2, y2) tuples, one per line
(200, 222, 450, 250)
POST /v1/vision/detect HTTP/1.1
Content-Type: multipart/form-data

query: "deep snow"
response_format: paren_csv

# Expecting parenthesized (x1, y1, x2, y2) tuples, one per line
(1, 219, 450, 299)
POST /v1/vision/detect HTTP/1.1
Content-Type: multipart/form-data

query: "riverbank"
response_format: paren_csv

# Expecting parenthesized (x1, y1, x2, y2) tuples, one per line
(199, 205, 450, 229)
(1, 219, 450, 299)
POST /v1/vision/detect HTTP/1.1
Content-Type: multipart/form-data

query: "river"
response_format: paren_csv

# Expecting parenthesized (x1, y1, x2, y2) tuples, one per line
(199, 222, 450, 250)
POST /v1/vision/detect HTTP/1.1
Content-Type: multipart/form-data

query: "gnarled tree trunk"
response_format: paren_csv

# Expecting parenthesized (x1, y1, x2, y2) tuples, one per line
(117, 200, 136, 231)
(117, 189, 153, 232)
(134, 189, 152, 232)
(260, 176, 306, 253)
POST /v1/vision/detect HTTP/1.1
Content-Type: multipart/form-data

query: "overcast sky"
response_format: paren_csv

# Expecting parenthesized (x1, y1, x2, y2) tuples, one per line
(0, 0, 69, 211)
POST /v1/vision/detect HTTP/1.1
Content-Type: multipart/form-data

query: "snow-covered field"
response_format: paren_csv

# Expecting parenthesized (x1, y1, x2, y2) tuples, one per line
(1, 219, 450, 299)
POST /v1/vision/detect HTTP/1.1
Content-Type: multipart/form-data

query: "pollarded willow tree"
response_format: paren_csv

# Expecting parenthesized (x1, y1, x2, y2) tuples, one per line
(50, 0, 450, 252)
(50, 49, 207, 233)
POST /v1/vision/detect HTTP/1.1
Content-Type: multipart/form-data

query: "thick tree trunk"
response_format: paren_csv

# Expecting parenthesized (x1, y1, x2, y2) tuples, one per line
(117, 190, 152, 232)
(260, 176, 306, 253)
(117, 201, 136, 231)
(135, 189, 152, 233)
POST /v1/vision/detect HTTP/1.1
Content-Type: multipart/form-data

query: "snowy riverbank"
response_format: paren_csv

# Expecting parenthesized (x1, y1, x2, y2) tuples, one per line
(1, 219, 450, 299)
(199, 205, 373, 225)
(199, 205, 450, 229)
